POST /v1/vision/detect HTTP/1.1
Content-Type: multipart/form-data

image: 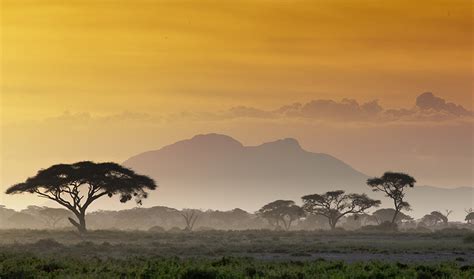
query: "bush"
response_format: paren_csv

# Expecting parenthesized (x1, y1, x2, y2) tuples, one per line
(148, 226, 165, 233)
(168, 227, 183, 233)
(360, 221, 398, 232)
(181, 268, 218, 279)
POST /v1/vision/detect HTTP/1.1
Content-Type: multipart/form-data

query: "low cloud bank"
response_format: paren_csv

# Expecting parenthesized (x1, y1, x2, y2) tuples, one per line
(217, 92, 473, 123)
(36, 92, 472, 125)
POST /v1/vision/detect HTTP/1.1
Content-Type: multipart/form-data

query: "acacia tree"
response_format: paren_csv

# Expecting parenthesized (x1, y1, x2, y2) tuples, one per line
(372, 208, 413, 225)
(430, 210, 452, 225)
(6, 161, 157, 233)
(367, 172, 416, 224)
(301, 190, 380, 230)
(443, 210, 453, 224)
(257, 200, 305, 230)
(421, 213, 440, 227)
(23, 206, 72, 229)
(343, 213, 376, 230)
(40, 207, 73, 229)
(465, 208, 474, 224)
(180, 209, 200, 231)
(278, 203, 305, 230)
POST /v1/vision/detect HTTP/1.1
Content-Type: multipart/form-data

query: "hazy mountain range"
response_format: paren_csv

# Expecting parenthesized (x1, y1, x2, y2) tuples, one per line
(122, 134, 472, 221)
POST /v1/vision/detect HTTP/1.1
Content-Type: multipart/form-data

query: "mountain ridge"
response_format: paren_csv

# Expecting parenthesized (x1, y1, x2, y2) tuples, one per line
(121, 133, 472, 221)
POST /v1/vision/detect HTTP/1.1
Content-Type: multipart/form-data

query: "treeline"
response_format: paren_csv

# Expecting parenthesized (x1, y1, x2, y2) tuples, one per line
(1, 205, 471, 232)
(4, 162, 474, 234)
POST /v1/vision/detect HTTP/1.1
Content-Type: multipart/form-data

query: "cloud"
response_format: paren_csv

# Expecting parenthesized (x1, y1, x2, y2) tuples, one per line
(37, 92, 473, 125)
(281, 99, 383, 121)
(211, 92, 473, 123)
(225, 106, 275, 119)
(415, 92, 472, 116)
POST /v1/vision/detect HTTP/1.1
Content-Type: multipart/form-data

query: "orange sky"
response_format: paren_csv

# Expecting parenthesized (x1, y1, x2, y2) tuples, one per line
(1, 0, 473, 208)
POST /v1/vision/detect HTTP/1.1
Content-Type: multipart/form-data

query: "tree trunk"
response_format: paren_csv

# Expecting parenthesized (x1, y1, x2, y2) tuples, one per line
(69, 213, 87, 234)
(282, 219, 292, 231)
(391, 207, 400, 224)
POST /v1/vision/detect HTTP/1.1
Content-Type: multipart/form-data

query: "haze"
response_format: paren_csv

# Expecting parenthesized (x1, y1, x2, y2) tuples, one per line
(1, 0, 473, 210)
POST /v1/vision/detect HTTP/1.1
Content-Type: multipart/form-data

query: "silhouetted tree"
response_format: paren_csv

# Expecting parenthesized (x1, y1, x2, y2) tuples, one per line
(0, 205, 16, 228)
(7, 212, 39, 229)
(465, 208, 474, 224)
(42, 208, 72, 229)
(205, 208, 253, 229)
(181, 209, 200, 231)
(342, 214, 375, 230)
(367, 172, 416, 224)
(444, 210, 453, 223)
(301, 190, 380, 230)
(421, 213, 440, 227)
(355, 213, 379, 226)
(372, 208, 413, 224)
(257, 200, 305, 230)
(5, 161, 157, 233)
(280, 203, 305, 230)
(297, 214, 330, 230)
(23, 206, 72, 229)
(430, 210, 451, 225)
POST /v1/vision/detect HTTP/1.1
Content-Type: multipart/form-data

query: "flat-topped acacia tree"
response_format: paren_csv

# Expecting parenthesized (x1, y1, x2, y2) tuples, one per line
(257, 200, 305, 231)
(367, 172, 416, 225)
(302, 190, 381, 230)
(6, 161, 157, 233)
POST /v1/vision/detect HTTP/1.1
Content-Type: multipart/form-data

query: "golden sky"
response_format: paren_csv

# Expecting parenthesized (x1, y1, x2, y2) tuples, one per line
(2, 0, 472, 119)
(1, 0, 473, 208)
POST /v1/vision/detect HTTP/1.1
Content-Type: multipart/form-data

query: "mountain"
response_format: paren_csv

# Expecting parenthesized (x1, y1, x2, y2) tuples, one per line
(123, 134, 367, 208)
(122, 133, 473, 221)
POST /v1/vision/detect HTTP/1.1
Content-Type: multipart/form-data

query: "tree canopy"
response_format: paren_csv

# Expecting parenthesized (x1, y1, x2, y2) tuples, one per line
(429, 211, 450, 225)
(6, 161, 157, 233)
(180, 209, 201, 231)
(465, 212, 474, 224)
(372, 208, 413, 224)
(367, 172, 415, 224)
(257, 200, 305, 230)
(22, 206, 72, 229)
(302, 190, 380, 229)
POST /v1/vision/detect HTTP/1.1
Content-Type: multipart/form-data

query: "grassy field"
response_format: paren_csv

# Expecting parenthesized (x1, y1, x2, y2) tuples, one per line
(1, 254, 473, 279)
(0, 229, 473, 278)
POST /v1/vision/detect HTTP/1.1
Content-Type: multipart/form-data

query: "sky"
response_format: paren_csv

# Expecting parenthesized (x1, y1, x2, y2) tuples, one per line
(1, 0, 473, 209)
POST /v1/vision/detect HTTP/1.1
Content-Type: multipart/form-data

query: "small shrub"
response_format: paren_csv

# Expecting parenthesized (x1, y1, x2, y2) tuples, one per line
(148, 226, 165, 233)
(181, 268, 218, 279)
(168, 227, 183, 233)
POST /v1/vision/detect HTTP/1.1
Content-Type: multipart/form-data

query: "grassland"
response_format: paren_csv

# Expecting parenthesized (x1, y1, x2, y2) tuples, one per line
(1, 254, 473, 279)
(0, 229, 473, 278)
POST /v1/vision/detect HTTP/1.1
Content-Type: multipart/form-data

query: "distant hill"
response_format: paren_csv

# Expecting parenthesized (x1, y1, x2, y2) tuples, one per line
(122, 133, 473, 221)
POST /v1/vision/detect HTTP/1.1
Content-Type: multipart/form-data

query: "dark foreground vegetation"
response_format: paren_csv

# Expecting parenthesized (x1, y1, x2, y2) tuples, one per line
(1, 254, 473, 279)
